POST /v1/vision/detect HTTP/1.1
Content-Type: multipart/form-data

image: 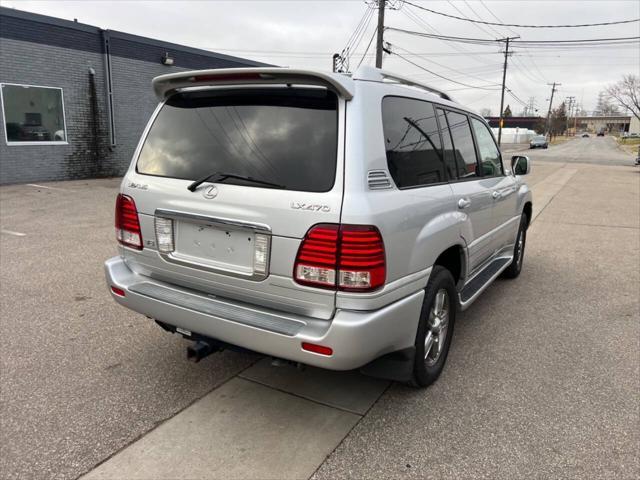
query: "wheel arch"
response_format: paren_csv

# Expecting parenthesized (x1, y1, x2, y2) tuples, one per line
(433, 244, 466, 289)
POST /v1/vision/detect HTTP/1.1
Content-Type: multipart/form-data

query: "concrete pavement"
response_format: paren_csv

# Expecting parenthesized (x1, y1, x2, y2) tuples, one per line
(1, 142, 638, 479)
(312, 162, 639, 479)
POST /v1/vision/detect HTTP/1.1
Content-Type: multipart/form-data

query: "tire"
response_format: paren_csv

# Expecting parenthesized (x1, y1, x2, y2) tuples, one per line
(410, 266, 457, 388)
(502, 213, 527, 279)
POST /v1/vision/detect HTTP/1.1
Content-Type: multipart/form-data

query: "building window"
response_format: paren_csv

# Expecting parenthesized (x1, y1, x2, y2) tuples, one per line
(1, 84, 67, 145)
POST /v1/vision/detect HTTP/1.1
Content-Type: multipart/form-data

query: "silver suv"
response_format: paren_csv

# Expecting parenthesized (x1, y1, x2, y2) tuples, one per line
(105, 66, 532, 387)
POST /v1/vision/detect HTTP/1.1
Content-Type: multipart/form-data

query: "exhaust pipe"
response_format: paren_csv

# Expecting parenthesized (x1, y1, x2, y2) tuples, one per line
(187, 341, 219, 363)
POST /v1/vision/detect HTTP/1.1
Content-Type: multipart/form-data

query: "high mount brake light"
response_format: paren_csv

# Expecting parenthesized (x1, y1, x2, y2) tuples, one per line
(115, 194, 143, 250)
(294, 224, 386, 292)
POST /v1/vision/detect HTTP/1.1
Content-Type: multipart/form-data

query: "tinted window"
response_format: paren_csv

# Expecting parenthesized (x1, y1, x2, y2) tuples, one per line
(1, 84, 66, 143)
(382, 97, 444, 188)
(446, 111, 478, 179)
(136, 88, 338, 192)
(436, 108, 460, 180)
(471, 117, 503, 177)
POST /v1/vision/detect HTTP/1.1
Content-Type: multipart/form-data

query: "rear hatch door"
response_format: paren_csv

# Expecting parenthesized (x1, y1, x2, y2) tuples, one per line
(122, 86, 345, 319)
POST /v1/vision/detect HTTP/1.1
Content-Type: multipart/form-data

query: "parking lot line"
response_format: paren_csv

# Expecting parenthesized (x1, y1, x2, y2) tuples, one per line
(1, 229, 26, 237)
(26, 183, 69, 191)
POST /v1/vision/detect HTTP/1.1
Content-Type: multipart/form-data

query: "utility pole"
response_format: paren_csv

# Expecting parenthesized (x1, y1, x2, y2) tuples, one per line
(497, 36, 519, 146)
(375, 0, 386, 68)
(565, 96, 575, 135)
(545, 82, 560, 136)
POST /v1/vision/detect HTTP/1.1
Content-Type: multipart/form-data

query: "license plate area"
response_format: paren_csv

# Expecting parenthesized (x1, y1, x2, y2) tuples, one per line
(154, 210, 271, 280)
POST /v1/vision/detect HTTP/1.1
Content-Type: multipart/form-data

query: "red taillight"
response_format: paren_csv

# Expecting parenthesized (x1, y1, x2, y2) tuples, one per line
(111, 286, 126, 297)
(338, 225, 386, 291)
(294, 224, 386, 292)
(115, 194, 143, 250)
(301, 342, 333, 356)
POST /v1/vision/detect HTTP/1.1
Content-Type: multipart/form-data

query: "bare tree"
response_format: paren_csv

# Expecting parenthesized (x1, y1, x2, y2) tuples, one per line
(606, 74, 640, 122)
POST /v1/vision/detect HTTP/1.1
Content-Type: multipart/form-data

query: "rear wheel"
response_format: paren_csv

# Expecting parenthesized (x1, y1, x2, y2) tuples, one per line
(410, 266, 457, 388)
(502, 213, 527, 279)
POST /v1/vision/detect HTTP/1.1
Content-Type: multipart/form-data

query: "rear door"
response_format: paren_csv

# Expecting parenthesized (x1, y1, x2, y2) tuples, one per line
(121, 87, 344, 319)
(470, 117, 519, 255)
(438, 109, 495, 274)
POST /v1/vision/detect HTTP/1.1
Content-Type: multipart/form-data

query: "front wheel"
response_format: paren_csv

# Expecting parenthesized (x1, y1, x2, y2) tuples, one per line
(410, 266, 457, 388)
(502, 213, 527, 279)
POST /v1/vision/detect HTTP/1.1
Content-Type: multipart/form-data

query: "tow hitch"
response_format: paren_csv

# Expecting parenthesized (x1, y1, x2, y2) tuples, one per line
(154, 319, 253, 362)
(187, 341, 219, 363)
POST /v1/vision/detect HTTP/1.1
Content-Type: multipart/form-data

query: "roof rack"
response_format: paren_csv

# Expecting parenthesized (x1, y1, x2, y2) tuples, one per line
(352, 66, 455, 102)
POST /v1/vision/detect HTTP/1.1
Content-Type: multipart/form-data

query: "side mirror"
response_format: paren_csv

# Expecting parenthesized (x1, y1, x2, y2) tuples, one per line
(511, 155, 531, 175)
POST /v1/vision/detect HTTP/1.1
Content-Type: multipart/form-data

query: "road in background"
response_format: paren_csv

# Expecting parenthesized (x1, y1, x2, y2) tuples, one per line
(526, 136, 633, 165)
(1, 137, 638, 479)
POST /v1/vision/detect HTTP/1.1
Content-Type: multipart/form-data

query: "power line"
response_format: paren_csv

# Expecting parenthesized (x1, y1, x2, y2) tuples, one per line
(388, 44, 504, 84)
(401, 5, 499, 66)
(357, 27, 378, 69)
(446, 0, 496, 38)
(402, 1, 640, 28)
(386, 44, 503, 91)
(386, 27, 640, 47)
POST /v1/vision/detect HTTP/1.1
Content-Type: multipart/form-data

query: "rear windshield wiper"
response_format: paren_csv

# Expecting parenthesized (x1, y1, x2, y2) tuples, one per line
(187, 171, 285, 192)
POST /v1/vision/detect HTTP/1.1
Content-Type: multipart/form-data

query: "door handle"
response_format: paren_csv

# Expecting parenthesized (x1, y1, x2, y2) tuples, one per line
(458, 198, 471, 209)
(492, 191, 501, 199)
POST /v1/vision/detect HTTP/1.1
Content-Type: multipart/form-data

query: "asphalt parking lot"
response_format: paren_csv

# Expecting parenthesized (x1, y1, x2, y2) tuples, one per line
(1, 138, 638, 479)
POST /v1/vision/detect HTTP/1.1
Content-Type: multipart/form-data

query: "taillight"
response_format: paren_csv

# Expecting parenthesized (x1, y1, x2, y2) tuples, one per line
(115, 194, 143, 250)
(294, 224, 385, 292)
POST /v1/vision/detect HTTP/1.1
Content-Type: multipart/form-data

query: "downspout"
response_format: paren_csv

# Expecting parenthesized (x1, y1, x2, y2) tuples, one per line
(101, 29, 116, 148)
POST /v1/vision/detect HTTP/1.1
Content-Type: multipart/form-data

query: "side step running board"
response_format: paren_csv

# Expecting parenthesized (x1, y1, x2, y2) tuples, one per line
(459, 257, 512, 310)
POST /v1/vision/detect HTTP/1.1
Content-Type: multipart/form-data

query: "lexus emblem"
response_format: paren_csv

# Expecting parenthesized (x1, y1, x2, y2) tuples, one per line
(202, 185, 218, 199)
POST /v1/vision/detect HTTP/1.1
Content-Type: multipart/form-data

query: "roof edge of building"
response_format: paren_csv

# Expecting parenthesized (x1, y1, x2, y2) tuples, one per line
(0, 6, 273, 67)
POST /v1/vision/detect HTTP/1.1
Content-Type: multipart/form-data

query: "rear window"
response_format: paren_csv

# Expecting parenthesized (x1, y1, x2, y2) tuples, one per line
(136, 88, 338, 192)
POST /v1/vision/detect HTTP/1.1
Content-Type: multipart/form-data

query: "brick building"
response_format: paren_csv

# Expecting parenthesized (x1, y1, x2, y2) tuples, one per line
(0, 7, 265, 184)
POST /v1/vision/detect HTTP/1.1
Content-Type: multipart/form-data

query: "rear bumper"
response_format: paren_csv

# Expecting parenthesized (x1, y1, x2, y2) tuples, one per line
(105, 256, 424, 370)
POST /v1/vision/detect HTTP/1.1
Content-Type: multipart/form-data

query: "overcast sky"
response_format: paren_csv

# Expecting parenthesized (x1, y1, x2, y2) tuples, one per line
(3, 0, 639, 115)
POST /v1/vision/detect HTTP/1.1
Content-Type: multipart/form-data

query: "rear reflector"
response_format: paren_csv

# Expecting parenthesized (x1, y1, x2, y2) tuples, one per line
(294, 224, 386, 292)
(115, 194, 143, 250)
(111, 286, 126, 297)
(301, 342, 333, 356)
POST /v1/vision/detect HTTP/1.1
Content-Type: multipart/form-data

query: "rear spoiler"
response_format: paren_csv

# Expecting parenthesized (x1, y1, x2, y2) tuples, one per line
(152, 67, 355, 101)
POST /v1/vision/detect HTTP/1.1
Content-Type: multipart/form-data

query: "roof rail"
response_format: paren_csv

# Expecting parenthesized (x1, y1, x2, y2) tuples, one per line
(152, 67, 355, 101)
(352, 66, 454, 102)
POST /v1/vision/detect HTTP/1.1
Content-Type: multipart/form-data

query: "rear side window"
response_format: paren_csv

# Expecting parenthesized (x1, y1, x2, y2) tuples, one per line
(136, 88, 338, 192)
(436, 108, 460, 180)
(446, 111, 479, 179)
(471, 117, 503, 177)
(382, 96, 445, 188)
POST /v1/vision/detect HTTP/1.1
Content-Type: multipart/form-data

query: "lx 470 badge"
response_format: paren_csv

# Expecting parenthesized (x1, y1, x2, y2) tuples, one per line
(290, 202, 331, 212)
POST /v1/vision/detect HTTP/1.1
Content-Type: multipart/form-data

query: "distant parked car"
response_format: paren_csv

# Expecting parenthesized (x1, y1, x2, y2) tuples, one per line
(629, 132, 640, 138)
(529, 135, 548, 149)
(582, 133, 590, 138)
(597, 131, 605, 137)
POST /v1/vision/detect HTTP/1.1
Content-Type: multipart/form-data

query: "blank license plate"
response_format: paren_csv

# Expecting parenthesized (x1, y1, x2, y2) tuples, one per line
(173, 222, 255, 274)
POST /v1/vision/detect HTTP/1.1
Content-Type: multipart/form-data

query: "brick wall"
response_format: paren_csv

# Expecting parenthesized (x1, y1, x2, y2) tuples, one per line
(0, 37, 109, 184)
(0, 8, 264, 185)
